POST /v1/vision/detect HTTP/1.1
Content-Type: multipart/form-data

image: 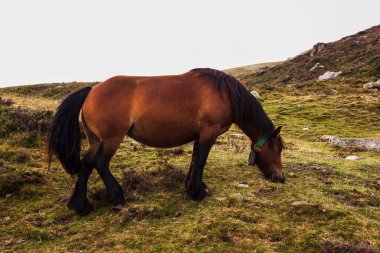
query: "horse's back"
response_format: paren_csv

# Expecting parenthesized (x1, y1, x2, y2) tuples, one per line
(82, 72, 232, 147)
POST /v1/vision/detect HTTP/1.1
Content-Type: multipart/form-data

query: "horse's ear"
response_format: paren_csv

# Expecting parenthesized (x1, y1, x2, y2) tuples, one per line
(273, 126, 282, 137)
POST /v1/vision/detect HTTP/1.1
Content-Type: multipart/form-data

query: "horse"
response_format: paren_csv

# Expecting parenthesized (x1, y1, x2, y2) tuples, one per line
(47, 68, 285, 215)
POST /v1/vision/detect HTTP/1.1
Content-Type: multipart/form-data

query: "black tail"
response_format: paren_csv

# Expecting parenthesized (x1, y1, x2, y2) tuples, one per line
(47, 86, 92, 175)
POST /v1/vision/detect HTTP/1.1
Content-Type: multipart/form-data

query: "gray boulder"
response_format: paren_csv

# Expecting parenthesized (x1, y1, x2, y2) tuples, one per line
(318, 71, 342, 81)
(345, 155, 360, 161)
(363, 79, 380, 89)
(329, 137, 380, 151)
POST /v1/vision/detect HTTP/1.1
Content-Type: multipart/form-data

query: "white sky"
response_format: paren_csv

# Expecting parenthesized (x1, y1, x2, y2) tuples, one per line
(0, 0, 379, 87)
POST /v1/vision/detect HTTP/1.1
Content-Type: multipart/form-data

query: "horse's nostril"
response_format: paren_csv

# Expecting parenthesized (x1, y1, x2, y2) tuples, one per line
(269, 174, 285, 183)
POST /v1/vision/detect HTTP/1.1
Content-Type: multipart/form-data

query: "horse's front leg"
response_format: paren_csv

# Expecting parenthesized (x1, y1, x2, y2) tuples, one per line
(186, 135, 216, 201)
(185, 140, 208, 189)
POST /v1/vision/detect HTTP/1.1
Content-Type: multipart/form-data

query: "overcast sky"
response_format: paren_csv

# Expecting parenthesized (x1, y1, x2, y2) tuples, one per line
(0, 0, 379, 87)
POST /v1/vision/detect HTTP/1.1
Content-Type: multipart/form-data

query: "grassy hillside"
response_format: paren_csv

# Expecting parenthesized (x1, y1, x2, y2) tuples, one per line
(239, 25, 380, 87)
(0, 26, 380, 252)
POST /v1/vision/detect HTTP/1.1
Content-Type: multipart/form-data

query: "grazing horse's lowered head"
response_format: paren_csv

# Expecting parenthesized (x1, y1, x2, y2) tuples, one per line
(248, 126, 285, 183)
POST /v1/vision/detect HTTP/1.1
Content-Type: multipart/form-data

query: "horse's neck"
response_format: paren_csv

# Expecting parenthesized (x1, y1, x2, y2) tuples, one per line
(239, 123, 266, 143)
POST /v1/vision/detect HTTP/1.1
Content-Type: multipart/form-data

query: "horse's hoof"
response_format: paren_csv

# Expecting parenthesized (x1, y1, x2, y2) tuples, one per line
(79, 204, 93, 215)
(112, 204, 125, 210)
(107, 189, 125, 206)
(187, 186, 207, 201)
(68, 200, 93, 215)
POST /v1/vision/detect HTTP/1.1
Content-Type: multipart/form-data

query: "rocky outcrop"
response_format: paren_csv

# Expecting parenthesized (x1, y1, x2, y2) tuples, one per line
(310, 43, 326, 57)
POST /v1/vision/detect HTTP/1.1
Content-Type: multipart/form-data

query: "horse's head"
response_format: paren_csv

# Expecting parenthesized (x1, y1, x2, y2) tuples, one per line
(248, 126, 285, 183)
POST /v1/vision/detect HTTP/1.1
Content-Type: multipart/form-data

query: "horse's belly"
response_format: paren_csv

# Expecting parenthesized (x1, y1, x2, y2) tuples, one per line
(127, 121, 198, 148)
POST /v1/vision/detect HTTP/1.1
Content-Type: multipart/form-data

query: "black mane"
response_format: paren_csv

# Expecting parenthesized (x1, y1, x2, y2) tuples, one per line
(190, 68, 274, 135)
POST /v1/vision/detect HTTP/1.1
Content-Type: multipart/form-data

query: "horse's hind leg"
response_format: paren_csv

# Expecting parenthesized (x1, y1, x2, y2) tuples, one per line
(92, 137, 125, 209)
(82, 114, 126, 209)
(67, 149, 95, 215)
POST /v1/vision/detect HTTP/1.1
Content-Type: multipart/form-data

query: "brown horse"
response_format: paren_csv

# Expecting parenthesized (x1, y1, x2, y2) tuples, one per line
(47, 68, 284, 215)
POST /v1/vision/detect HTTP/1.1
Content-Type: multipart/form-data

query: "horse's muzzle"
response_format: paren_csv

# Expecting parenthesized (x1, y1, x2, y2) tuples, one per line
(268, 174, 285, 183)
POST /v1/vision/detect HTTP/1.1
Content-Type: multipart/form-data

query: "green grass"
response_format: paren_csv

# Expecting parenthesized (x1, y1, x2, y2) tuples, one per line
(0, 78, 379, 252)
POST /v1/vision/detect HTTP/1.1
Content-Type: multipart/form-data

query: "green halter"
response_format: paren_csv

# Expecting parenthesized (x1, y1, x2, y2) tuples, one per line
(253, 135, 268, 152)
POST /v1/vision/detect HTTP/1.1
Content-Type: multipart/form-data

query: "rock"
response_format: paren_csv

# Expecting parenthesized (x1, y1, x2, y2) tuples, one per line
(237, 183, 249, 188)
(4, 216, 10, 221)
(309, 62, 324, 71)
(215, 197, 226, 202)
(310, 43, 326, 56)
(3, 239, 12, 246)
(250, 90, 260, 98)
(363, 79, 380, 89)
(303, 127, 309, 131)
(326, 154, 341, 158)
(58, 195, 70, 203)
(130, 140, 140, 145)
(329, 137, 380, 151)
(291, 200, 309, 206)
(288, 172, 295, 177)
(257, 66, 269, 74)
(320, 135, 336, 142)
(5, 194, 11, 198)
(345, 155, 360, 160)
(228, 133, 245, 139)
(318, 71, 342, 81)
(363, 82, 374, 89)
(112, 204, 124, 210)
(329, 89, 338, 95)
